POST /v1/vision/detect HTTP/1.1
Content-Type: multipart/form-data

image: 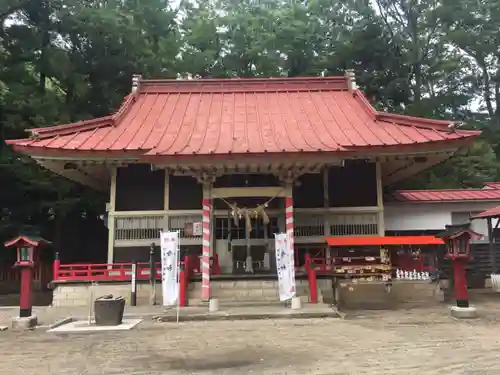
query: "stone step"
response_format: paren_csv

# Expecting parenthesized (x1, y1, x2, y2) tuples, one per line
(208, 286, 308, 295)
(188, 288, 310, 299)
(187, 291, 312, 304)
(187, 295, 311, 306)
(187, 280, 310, 291)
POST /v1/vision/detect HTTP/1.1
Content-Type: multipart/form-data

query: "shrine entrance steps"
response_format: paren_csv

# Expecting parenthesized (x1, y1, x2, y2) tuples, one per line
(187, 278, 323, 307)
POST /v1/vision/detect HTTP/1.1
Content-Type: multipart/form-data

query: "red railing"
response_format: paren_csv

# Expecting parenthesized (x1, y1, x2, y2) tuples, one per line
(395, 254, 434, 272)
(310, 257, 335, 274)
(184, 254, 221, 276)
(56, 262, 163, 281)
(54, 255, 221, 282)
(53, 256, 221, 308)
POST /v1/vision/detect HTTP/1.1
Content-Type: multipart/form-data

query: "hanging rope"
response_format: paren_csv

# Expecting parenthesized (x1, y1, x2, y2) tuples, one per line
(211, 188, 284, 233)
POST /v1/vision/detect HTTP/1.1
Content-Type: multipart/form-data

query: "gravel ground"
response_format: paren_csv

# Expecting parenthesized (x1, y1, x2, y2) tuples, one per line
(2, 303, 500, 375)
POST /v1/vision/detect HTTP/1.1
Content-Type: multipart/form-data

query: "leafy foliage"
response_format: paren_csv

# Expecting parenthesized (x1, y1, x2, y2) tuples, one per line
(1, 0, 500, 248)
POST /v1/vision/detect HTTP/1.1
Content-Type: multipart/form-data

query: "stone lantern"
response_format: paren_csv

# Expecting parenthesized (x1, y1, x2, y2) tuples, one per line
(437, 224, 481, 319)
(3, 228, 50, 329)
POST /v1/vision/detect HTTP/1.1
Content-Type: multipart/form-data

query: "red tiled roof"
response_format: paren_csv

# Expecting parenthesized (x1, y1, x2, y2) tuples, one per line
(390, 186, 500, 203)
(6, 76, 480, 158)
(472, 205, 500, 219)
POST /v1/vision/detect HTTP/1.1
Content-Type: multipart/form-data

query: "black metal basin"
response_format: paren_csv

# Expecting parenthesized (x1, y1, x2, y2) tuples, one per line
(94, 295, 125, 326)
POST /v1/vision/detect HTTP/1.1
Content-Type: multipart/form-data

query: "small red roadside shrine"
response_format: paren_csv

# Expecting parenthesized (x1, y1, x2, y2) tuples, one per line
(4, 231, 50, 319)
(437, 224, 482, 309)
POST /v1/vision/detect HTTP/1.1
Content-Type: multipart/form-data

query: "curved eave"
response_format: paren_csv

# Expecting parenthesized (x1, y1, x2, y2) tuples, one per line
(4, 236, 51, 248)
(6, 133, 477, 161)
(8, 94, 135, 140)
(352, 90, 461, 130)
(471, 206, 500, 220)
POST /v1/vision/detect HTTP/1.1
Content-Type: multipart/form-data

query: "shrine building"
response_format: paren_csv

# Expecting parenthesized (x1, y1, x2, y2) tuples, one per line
(6, 72, 482, 307)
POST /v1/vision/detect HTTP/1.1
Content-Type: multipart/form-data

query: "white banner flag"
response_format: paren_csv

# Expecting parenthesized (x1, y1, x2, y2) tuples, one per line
(274, 233, 296, 301)
(160, 231, 180, 307)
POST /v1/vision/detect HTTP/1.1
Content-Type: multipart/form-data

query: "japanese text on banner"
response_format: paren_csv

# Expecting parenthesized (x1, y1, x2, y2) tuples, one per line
(274, 233, 296, 301)
(160, 231, 180, 307)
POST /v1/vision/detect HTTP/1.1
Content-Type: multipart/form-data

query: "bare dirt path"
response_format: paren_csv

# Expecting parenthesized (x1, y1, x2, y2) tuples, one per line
(1, 304, 500, 375)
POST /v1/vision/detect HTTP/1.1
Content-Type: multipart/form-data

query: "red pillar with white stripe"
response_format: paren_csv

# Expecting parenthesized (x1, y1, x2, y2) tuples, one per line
(285, 195, 297, 294)
(201, 196, 212, 300)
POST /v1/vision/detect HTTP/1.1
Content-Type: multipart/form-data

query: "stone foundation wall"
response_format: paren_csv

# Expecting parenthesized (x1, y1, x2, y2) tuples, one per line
(52, 279, 319, 307)
(52, 282, 162, 307)
(337, 280, 440, 310)
(187, 279, 313, 305)
(317, 278, 334, 303)
(52, 278, 439, 309)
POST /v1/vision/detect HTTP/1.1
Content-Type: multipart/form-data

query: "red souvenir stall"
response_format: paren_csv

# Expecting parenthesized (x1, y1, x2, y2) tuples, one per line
(304, 235, 445, 303)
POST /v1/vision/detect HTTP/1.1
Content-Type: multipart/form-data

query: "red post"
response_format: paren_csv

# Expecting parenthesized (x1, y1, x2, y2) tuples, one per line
(212, 253, 221, 275)
(53, 252, 60, 281)
(453, 260, 469, 308)
(179, 268, 186, 307)
(19, 264, 34, 317)
(305, 253, 318, 304)
(309, 267, 318, 304)
(179, 255, 190, 307)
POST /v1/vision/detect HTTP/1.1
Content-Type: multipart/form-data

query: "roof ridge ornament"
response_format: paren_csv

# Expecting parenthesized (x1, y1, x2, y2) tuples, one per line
(131, 74, 142, 93)
(344, 69, 357, 91)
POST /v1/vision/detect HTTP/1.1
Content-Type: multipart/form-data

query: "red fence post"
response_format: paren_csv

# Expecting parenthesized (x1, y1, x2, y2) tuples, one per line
(305, 253, 318, 304)
(53, 252, 60, 281)
(212, 253, 221, 275)
(179, 261, 186, 307)
(179, 255, 190, 307)
(309, 267, 318, 304)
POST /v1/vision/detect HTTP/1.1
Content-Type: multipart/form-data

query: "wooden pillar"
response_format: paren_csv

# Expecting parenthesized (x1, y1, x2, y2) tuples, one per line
(263, 219, 270, 269)
(201, 183, 212, 301)
(323, 167, 330, 236)
(244, 215, 253, 273)
(323, 167, 331, 262)
(107, 166, 117, 265)
(487, 217, 496, 274)
(278, 199, 285, 232)
(375, 161, 385, 236)
(164, 171, 170, 211)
